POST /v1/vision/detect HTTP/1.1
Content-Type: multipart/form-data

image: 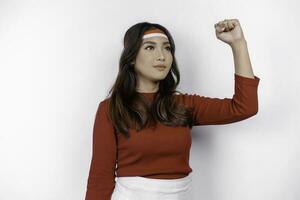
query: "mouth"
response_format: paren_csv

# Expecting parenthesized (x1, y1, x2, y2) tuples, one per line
(154, 65, 166, 70)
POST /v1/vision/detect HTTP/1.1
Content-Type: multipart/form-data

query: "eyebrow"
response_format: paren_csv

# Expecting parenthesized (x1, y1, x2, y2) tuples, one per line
(142, 41, 170, 45)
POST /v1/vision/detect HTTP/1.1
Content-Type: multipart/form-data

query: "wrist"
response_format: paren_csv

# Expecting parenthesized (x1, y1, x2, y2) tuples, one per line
(230, 39, 247, 49)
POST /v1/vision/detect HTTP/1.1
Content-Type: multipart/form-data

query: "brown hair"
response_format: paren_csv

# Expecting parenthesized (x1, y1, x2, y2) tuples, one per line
(105, 22, 194, 139)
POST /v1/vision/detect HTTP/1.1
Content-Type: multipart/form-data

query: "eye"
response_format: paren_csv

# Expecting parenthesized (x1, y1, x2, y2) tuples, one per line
(165, 46, 171, 51)
(145, 46, 172, 51)
(145, 46, 154, 50)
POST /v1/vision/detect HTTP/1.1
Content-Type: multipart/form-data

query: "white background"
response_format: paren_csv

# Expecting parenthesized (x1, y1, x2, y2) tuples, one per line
(0, 0, 299, 200)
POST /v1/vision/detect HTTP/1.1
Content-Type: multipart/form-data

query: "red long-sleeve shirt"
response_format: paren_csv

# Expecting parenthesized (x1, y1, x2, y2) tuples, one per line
(85, 73, 260, 200)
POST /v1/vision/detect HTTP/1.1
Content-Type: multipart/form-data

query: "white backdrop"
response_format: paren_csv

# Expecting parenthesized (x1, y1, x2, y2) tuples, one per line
(1, 0, 299, 200)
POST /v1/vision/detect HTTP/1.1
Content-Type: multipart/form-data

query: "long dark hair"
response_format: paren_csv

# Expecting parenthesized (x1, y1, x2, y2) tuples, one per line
(106, 22, 193, 139)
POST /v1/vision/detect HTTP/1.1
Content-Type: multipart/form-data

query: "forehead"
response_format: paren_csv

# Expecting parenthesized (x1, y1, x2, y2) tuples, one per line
(142, 37, 170, 45)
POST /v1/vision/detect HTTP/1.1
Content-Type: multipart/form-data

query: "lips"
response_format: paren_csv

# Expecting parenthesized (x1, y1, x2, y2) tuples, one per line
(154, 65, 166, 69)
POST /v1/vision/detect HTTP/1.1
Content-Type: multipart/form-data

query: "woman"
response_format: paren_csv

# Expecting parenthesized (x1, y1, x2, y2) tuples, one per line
(85, 19, 260, 200)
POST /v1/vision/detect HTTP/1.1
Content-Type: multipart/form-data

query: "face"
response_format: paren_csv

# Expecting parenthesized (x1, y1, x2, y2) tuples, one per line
(132, 36, 173, 91)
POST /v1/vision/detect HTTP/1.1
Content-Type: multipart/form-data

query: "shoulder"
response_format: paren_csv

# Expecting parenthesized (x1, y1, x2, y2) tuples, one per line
(95, 96, 112, 116)
(94, 97, 113, 123)
(100, 97, 111, 106)
(98, 95, 112, 108)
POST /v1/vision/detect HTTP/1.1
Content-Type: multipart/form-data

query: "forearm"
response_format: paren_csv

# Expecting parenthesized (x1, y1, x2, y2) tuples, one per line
(230, 39, 255, 79)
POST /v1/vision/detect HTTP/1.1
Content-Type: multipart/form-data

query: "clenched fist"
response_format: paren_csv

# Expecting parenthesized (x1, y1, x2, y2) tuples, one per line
(214, 19, 246, 46)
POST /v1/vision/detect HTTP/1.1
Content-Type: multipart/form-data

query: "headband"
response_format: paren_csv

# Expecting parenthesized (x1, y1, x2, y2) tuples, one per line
(142, 27, 168, 39)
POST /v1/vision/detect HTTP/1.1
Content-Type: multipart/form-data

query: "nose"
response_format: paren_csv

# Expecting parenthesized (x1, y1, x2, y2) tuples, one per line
(156, 49, 165, 61)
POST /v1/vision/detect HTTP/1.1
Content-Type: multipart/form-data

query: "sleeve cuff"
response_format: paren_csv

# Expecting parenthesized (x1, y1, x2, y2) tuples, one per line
(234, 73, 260, 86)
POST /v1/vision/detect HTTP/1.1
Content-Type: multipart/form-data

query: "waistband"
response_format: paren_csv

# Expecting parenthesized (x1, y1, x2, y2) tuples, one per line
(115, 173, 193, 193)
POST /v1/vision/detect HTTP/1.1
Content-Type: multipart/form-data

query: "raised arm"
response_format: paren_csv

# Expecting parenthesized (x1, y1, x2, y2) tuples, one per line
(215, 18, 255, 79)
(180, 19, 259, 126)
(85, 100, 117, 200)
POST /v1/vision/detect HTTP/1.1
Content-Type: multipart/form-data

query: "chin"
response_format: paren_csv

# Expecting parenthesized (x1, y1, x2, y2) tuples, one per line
(152, 75, 167, 82)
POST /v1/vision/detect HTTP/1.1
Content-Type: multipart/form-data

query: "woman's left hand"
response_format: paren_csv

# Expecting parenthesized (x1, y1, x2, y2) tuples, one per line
(214, 19, 245, 46)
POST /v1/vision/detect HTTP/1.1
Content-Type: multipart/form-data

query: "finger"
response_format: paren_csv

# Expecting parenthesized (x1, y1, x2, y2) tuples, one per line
(216, 24, 225, 32)
(215, 25, 223, 32)
(218, 20, 228, 31)
(214, 23, 225, 32)
(224, 21, 229, 30)
(227, 20, 235, 29)
(221, 20, 228, 27)
(216, 22, 225, 31)
(232, 19, 240, 26)
(232, 20, 239, 27)
(218, 20, 224, 26)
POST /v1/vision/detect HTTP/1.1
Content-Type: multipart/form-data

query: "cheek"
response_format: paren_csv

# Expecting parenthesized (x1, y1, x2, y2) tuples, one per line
(136, 53, 153, 66)
(136, 49, 148, 59)
(167, 54, 173, 65)
(134, 64, 152, 75)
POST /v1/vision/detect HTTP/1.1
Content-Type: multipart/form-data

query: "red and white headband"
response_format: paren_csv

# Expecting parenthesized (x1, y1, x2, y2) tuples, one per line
(142, 27, 168, 39)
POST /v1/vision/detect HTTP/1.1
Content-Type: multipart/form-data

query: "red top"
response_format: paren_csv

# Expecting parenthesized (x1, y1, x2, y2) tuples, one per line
(85, 73, 260, 200)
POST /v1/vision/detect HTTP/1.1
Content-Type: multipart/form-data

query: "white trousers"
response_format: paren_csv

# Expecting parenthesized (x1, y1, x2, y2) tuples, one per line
(111, 173, 193, 200)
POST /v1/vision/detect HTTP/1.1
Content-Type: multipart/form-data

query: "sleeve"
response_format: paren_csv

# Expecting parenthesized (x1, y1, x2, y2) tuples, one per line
(183, 73, 260, 126)
(85, 100, 117, 200)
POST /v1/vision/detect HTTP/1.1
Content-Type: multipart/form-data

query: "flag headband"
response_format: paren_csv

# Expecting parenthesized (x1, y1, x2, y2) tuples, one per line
(142, 27, 168, 39)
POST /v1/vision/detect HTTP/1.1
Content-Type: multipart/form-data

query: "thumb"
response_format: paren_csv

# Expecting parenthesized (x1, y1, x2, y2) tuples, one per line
(214, 24, 224, 32)
(216, 26, 225, 33)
